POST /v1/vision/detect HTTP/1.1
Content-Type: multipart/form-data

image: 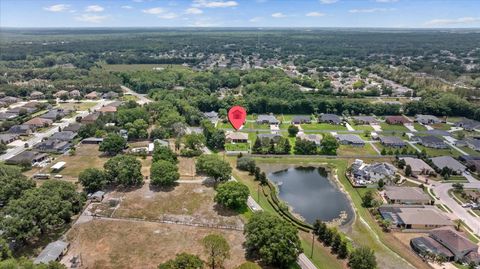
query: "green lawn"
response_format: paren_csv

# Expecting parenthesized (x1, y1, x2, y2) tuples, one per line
(457, 146, 480, 157)
(379, 123, 409, 132)
(375, 143, 418, 155)
(352, 124, 374, 131)
(413, 123, 427, 131)
(301, 123, 347, 131)
(431, 123, 452, 131)
(416, 145, 461, 157)
(337, 144, 378, 156)
(224, 143, 250, 151)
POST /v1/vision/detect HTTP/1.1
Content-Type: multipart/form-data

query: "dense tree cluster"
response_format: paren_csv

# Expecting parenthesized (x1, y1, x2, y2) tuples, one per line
(196, 154, 232, 183)
(251, 136, 291, 155)
(214, 181, 250, 210)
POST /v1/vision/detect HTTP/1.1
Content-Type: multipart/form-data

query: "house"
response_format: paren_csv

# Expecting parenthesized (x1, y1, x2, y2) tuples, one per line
(81, 113, 100, 124)
(34, 240, 69, 264)
(350, 159, 397, 185)
(225, 131, 248, 143)
(256, 114, 279, 125)
(385, 115, 411, 125)
(335, 134, 365, 146)
(0, 112, 19, 121)
(69, 90, 81, 98)
(98, 106, 117, 114)
(319, 114, 342, 125)
(378, 205, 453, 230)
(85, 91, 99, 99)
(34, 139, 71, 153)
(8, 106, 37, 115)
(455, 118, 480, 132)
(416, 115, 441, 125)
(203, 111, 219, 123)
(410, 236, 454, 261)
(8, 124, 34, 135)
(379, 136, 406, 148)
(0, 133, 19, 144)
(63, 123, 83, 132)
(50, 131, 77, 142)
(296, 133, 322, 145)
(353, 116, 377, 125)
(465, 138, 480, 152)
(40, 109, 69, 121)
(54, 90, 69, 98)
(88, 191, 105, 202)
(29, 91, 44, 100)
(461, 156, 480, 172)
(81, 137, 104, 144)
(5, 150, 48, 165)
(400, 157, 435, 176)
(414, 135, 448, 149)
(383, 186, 432, 205)
(257, 133, 282, 143)
(0, 96, 20, 104)
(412, 227, 480, 264)
(23, 101, 47, 109)
(431, 156, 466, 174)
(102, 91, 119, 100)
(24, 117, 53, 128)
(291, 115, 311, 124)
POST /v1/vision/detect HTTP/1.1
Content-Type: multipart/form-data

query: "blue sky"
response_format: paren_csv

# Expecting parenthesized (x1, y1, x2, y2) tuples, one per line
(1, 0, 479, 28)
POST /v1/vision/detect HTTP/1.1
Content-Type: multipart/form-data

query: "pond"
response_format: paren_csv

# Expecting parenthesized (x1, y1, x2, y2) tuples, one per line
(268, 166, 354, 226)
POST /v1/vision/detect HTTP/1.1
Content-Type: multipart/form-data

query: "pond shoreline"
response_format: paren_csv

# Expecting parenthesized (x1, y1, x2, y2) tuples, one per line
(260, 163, 356, 229)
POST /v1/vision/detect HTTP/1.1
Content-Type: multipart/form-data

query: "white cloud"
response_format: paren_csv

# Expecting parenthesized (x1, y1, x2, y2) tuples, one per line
(43, 4, 70, 12)
(85, 5, 104, 13)
(349, 8, 395, 13)
(306, 12, 325, 17)
(75, 14, 108, 23)
(425, 17, 480, 26)
(319, 0, 338, 4)
(375, 0, 398, 2)
(142, 7, 166, 14)
(158, 12, 178, 19)
(193, 0, 238, 8)
(185, 7, 203, 14)
(271, 12, 287, 18)
(121, 5, 133, 9)
(249, 16, 263, 22)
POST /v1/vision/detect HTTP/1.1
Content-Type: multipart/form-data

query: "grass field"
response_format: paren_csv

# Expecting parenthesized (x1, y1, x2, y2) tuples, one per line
(457, 146, 480, 157)
(430, 123, 452, 131)
(225, 143, 250, 151)
(351, 124, 374, 131)
(229, 156, 426, 269)
(379, 123, 409, 132)
(413, 123, 427, 131)
(57, 101, 98, 111)
(337, 144, 378, 156)
(46, 144, 108, 180)
(301, 123, 347, 131)
(416, 145, 461, 157)
(65, 219, 248, 268)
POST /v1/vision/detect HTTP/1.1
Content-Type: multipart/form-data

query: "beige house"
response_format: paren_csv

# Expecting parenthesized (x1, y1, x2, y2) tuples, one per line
(383, 186, 432, 205)
(401, 157, 435, 176)
(225, 131, 248, 143)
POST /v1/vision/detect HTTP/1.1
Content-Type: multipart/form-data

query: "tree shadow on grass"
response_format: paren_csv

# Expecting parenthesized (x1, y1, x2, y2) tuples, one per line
(213, 203, 248, 217)
(148, 182, 178, 193)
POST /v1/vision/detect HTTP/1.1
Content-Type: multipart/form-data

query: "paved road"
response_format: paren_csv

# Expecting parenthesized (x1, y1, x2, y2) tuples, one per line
(432, 173, 480, 237)
(121, 85, 152, 105)
(0, 100, 108, 161)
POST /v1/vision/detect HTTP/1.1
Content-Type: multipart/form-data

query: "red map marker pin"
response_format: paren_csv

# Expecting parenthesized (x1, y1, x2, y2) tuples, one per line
(228, 106, 247, 130)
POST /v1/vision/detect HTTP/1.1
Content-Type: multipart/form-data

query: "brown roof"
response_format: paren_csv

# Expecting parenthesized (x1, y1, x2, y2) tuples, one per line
(85, 91, 98, 98)
(24, 117, 53, 126)
(386, 115, 411, 124)
(429, 227, 478, 253)
(98, 106, 117, 113)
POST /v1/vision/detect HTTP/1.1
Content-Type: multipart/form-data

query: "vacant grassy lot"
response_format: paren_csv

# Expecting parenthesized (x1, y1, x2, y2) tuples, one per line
(416, 145, 461, 157)
(47, 144, 109, 180)
(379, 123, 409, 132)
(351, 124, 374, 131)
(431, 123, 452, 131)
(301, 123, 347, 131)
(65, 219, 248, 268)
(413, 123, 427, 131)
(111, 183, 244, 228)
(337, 144, 378, 156)
(178, 157, 196, 178)
(57, 101, 98, 111)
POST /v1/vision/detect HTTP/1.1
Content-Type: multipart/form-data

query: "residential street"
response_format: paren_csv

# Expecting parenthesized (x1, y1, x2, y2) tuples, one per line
(0, 99, 109, 161)
(121, 85, 152, 104)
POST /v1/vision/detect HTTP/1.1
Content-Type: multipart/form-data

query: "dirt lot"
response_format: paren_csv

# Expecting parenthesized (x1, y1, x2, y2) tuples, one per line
(99, 183, 244, 228)
(65, 219, 248, 269)
(178, 157, 196, 179)
(392, 232, 428, 248)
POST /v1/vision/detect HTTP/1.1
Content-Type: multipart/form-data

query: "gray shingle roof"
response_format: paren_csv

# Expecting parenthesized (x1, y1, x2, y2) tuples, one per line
(34, 240, 69, 264)
(431, 156, 466, 173)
